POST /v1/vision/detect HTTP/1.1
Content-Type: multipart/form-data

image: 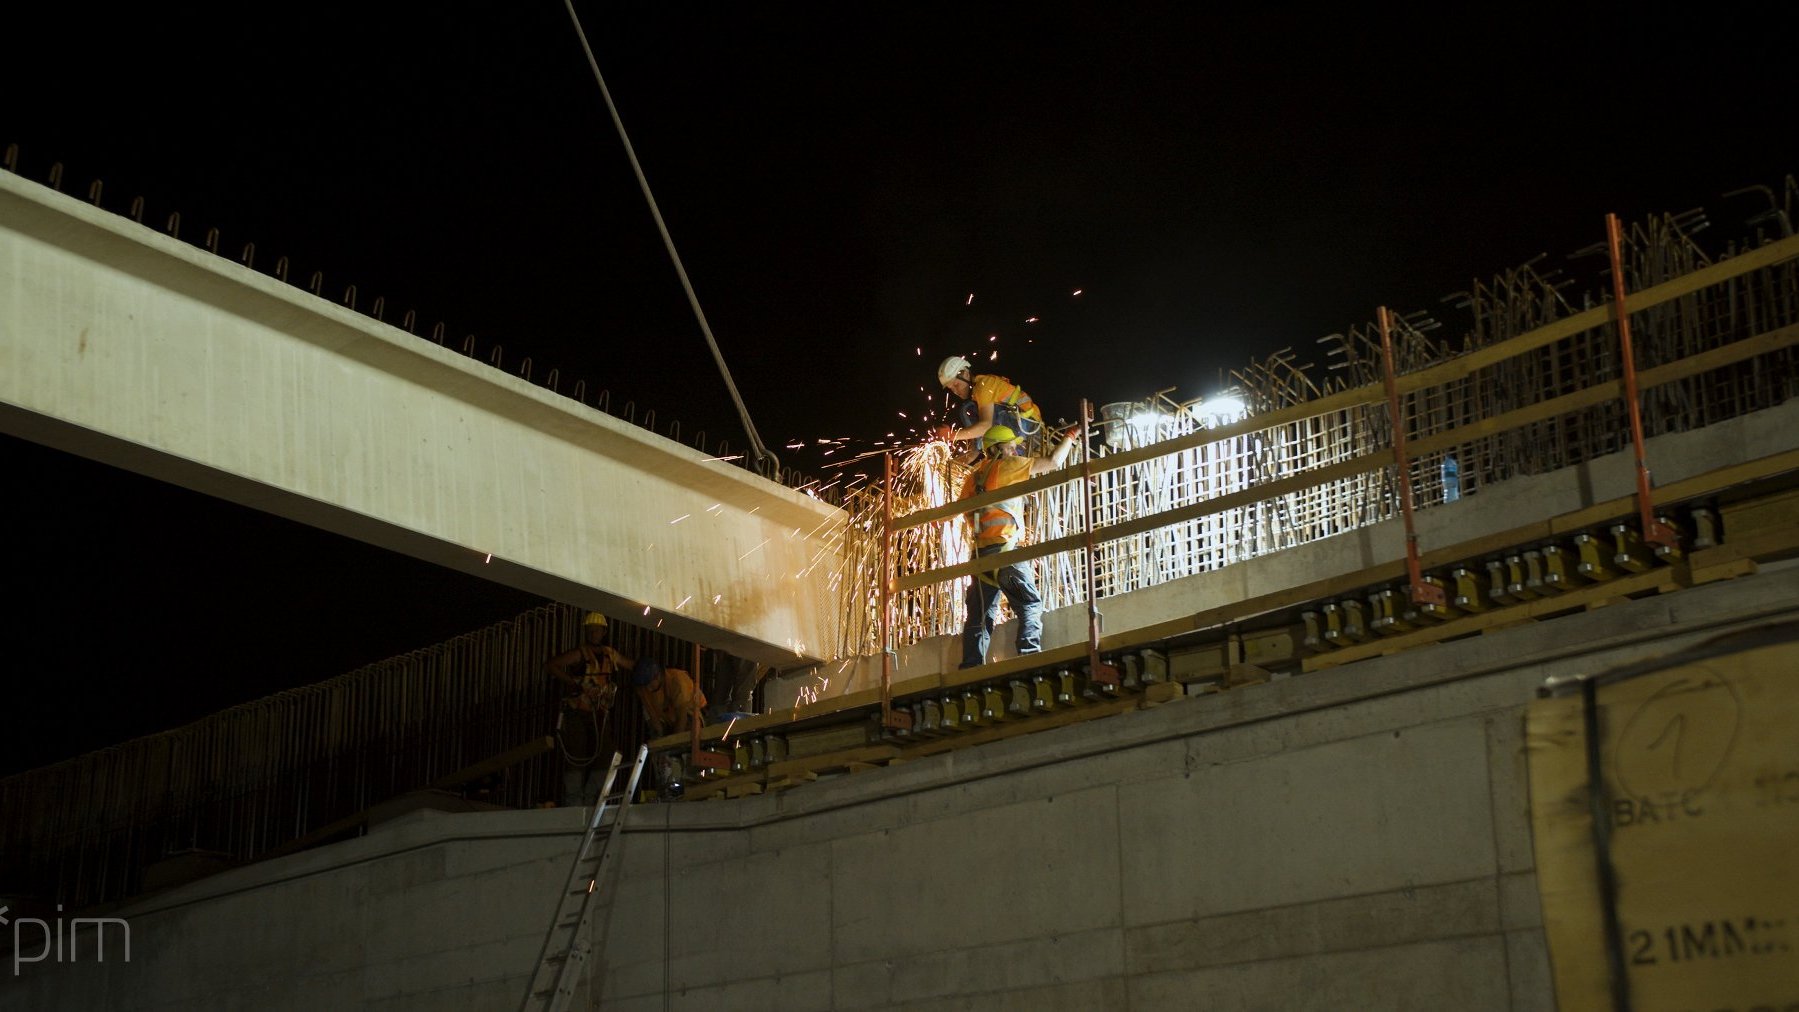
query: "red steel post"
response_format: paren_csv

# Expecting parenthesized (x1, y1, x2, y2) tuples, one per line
(1604, 213, 1681, 549)
(1378, 307, 1446, 607)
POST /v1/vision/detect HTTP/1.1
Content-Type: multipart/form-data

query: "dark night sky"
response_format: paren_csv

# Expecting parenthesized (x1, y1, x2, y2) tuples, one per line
(2, 3, 1793, 775)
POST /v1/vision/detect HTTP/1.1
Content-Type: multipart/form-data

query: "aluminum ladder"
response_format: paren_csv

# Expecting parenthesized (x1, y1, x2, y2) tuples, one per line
(519, 744, 650, 1012)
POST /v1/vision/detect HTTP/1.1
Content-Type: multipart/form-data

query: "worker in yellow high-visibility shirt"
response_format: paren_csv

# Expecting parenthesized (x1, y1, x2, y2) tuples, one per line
(931, 355, 1045, 451)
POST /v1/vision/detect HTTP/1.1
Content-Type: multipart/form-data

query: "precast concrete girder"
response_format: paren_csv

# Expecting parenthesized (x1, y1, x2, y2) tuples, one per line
(0, 171, 842, 666)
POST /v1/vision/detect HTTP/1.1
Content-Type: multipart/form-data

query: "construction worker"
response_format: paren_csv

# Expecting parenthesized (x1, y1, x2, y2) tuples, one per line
(543, 611, 633, 807)
(631, 657, 710, 798)
(931, 355, 1045, 451)
(631, 656, 708, 738)
(956, 424, 1078, 668)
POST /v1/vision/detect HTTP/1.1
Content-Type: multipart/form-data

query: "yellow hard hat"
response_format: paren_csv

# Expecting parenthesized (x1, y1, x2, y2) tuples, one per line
(982, 424, 1020, 448)
(582, 611, 608, 628)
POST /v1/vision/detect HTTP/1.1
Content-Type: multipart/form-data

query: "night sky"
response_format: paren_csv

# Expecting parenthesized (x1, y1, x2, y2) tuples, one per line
(3, 3, 1792, 775)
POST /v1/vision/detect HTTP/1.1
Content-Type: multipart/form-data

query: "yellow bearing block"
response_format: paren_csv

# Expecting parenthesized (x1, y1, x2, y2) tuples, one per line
(1536, 545, 1576, 593)
(1486, 559, 1516, 605)
(1450, 566, 1488, 613)
(1053, 668, 1084, 705)
(1370, 588, 1415, 635)
(1610, 523, 1654, 573)
(1301, 610, 1326, 651)
(1573, 532, 1617, 581)
(1505, 554, 1540, 600)
(1690, 507, 1719, 550)
(1322, 600, 1368, 644)
(979, 683, 1010, 721)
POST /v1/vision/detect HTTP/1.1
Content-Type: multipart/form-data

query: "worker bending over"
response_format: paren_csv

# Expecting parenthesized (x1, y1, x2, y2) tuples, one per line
(932, 355, 1044, 451)
(632, 657, 709, 798)
(956, 425, 1078, 668)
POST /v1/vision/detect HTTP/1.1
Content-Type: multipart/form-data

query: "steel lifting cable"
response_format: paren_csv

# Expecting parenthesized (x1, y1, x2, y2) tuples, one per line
(562, 1, 780, 478)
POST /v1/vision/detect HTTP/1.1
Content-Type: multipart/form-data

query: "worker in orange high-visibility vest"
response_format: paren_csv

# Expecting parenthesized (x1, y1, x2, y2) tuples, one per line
(632, 657, 709, 798)
(543, 611, 634, 807)
(631, 658, 708, 738)
(953, 424, 1077, 668)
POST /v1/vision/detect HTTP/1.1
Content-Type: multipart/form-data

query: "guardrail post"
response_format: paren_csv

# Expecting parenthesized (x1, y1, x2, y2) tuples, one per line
(1603, 212, 1682, 550)
(879, 451, 911, 729)
(1378, 307, 1447, 608)
(1080, 400, 1121, 685)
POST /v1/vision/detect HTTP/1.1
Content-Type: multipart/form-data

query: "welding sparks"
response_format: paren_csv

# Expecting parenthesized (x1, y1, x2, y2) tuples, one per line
(965, 293, 974, 305)
(483, 553, 492, 564)
(704, 454, 744, 463)
(677, 594, 692, 610)
(669, 514, 690, 524)
(712, 594, 722, 604)
(990, 351, 998, 361)
(722, 715, 740, 742)
(1072, 289, 1083, 297)
(643, 606, 652, 615)
(738, 538, 770, 561)
(1025, 316, 1039, 324)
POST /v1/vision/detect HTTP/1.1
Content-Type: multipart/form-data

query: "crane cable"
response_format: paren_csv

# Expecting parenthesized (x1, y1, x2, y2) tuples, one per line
(561, 0, 780, 478)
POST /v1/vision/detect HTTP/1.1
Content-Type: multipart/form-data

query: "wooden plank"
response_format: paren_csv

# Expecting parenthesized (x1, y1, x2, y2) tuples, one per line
(764, 744, 902, 780)
(427, 735, 554, 790)
(783, 722, 875, 759)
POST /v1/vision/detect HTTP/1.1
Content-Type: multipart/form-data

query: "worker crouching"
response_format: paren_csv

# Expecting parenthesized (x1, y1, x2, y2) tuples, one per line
(955, 425, 1077, 668)
(632, 657, 708, 797)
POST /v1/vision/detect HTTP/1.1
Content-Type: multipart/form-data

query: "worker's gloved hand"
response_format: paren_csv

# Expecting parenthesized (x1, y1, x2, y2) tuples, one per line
(930, 424, 955, 442)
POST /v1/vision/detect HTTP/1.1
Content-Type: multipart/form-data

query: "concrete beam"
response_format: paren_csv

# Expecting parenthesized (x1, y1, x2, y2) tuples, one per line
(0, 171, 842, 666)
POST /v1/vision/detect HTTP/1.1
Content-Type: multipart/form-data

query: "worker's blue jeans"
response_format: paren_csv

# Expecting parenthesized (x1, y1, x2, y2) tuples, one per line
(961, 546, 1043, 668)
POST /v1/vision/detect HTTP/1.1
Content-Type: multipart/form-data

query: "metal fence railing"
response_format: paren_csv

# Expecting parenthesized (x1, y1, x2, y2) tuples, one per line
(836, 180, 1799, 661)
(0, 603, 726, 910)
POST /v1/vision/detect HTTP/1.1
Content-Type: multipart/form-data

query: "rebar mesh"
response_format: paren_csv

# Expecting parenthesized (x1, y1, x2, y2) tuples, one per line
(837, 191, 1799, 657)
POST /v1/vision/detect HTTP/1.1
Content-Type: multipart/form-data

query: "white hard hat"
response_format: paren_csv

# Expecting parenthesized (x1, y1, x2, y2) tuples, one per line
(937, 355, 971, 388)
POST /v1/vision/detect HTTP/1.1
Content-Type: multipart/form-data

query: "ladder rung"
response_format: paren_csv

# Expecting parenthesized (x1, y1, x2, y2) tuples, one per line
(524, 745, 650, 1009)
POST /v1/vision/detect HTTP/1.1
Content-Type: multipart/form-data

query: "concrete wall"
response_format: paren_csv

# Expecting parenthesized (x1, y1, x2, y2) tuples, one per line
(10, 562, 1796, 1010)
(0, 171, 841, 665)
